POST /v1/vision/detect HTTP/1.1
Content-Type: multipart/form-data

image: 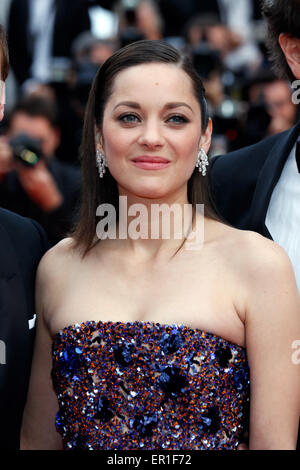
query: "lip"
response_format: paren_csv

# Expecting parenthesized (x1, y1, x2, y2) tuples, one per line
(132, 156, 171, 163)
(131, 156, 171, 170)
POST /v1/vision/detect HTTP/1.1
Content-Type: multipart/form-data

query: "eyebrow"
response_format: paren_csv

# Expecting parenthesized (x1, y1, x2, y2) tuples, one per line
(113, 101, 194, 113)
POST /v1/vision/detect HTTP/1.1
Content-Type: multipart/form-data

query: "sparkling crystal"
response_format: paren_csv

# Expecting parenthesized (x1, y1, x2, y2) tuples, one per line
(51, 320, 250, 450)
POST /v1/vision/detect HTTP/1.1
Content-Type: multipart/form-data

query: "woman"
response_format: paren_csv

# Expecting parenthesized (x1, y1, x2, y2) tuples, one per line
(21, 40, 300, 450)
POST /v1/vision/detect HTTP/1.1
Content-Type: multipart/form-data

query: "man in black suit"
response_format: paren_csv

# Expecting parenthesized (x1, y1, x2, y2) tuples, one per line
(210, 0, 300, 293)
(7, 0, 91, 86)
(0, 24, 49, 449)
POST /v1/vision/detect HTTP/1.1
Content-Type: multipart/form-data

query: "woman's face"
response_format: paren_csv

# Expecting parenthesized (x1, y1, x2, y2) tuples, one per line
(100, 63, 212, 201)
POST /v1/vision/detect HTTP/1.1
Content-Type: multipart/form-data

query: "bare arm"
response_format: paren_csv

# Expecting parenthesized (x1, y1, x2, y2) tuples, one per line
(245, 238, 300, 449)
(20, 255, 63, 450)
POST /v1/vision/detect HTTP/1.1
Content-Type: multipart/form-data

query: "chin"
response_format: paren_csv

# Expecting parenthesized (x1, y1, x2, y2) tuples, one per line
(118, 181, 169, 200)
(131, 186, 168, 200)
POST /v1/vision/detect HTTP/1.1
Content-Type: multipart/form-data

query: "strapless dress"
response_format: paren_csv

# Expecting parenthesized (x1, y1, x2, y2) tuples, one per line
(51, 320, 250, 450)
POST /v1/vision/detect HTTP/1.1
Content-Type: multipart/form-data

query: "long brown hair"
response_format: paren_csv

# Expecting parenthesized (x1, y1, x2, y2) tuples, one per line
(0, 24, 9, 81)
(71, 40, 222, 256)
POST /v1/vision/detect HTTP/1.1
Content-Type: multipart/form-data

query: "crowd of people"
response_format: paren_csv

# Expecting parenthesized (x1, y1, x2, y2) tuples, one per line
(0, 0, 300, 451)
(0, 0, 298, 245)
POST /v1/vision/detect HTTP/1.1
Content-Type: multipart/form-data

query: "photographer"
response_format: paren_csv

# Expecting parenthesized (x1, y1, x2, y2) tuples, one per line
(0, 96, 81, 245)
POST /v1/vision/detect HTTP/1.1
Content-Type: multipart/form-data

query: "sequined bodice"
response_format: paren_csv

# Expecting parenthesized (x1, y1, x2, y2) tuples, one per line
(51, 321, 250, 450)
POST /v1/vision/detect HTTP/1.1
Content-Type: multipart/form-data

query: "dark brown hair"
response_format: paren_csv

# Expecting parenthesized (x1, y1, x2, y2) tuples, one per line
(10, 96, 59, 128)
(71, 39, 222, 256)
(0, 24, 9, 81)
(262, 0, 300, 82)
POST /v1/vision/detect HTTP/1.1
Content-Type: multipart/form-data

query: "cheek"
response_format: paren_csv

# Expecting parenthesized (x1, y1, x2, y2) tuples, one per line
(170, 131, 199, 164)
(102, 123, 137, 164)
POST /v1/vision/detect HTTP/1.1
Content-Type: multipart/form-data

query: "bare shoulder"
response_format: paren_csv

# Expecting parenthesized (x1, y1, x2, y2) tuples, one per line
(37, 237, 78, 282)
(219, 225, 297, 290)
(207, 220, 296, 287)
(35, 237, 81, 320)
(235, 230, 293, 278)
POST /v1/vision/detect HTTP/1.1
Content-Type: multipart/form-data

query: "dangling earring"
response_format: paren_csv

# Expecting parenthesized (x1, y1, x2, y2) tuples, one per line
(96, 149, 107, 178)
(195, 148, 209, 176)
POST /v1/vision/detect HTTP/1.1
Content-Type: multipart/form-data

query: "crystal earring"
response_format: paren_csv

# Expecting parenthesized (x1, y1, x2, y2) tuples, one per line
(96, 149, 107, 178)
(195, 148, 209, 176)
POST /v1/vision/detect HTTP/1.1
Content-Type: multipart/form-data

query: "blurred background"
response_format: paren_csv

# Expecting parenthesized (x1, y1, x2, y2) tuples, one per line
(0, 0, 298, 244)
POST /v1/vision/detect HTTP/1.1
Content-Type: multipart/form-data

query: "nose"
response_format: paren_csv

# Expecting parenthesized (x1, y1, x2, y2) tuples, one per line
(137, 118, 164, 149)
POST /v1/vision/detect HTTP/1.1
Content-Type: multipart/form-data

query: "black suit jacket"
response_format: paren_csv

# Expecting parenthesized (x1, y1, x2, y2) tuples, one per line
(209, 120, 300, 239)
(0, 208, 49, 449)
(8, 0, 91, 85)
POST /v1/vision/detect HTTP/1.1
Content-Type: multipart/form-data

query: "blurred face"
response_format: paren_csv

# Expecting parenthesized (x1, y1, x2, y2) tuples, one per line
(90, 44, 114, 66)
(9, 112, 60, 158)
(263, 80, 296, 125)
(99, 63, 211, 201)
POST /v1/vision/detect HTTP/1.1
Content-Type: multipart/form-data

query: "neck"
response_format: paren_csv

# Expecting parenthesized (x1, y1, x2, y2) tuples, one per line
(103, 187, 205, 260)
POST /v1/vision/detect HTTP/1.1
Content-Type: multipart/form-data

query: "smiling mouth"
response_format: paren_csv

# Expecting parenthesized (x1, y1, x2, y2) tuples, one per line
(132, 157, 171, 163)
(131, 155, 171, 170)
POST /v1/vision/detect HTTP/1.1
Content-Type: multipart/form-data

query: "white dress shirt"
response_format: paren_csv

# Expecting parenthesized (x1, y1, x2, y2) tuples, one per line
(265, 143, 300, 291)
(29, 0, 56, 82)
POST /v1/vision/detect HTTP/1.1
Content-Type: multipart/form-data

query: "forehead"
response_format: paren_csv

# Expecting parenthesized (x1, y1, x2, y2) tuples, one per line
(108, 63, 197, 106)
(11, 113, 53, 134)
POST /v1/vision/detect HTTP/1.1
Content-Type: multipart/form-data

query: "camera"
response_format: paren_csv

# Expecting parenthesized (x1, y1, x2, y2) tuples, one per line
(10, 133, 43, 167)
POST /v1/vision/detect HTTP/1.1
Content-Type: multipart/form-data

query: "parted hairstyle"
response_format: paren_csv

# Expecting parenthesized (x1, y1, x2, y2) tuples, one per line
(0, 24, 9, 81)
(71, 39, 222, 256)
(262, 0, 300, 82)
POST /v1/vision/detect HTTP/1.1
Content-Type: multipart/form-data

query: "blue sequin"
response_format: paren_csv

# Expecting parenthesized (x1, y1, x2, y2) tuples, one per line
(94, 396, 114, 422)
(234, 368, 249, 390)
(113, 341, 135, 367)
(59, 345, 83, 376)
(132, 413, 158, 437)
(51, 321, 250, 450)
(157, 366, 189, 397)
(160, 329, 184, 354)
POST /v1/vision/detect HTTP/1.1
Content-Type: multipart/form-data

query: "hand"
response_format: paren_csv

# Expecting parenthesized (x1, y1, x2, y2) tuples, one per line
(16, 159, 63, 212)
(0, 136, 14, 179)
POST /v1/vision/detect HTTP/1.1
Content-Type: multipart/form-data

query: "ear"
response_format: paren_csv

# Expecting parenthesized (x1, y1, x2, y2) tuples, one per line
(279, 33, 300, 79)
(94, 126, 104, 151)
(199, 118, 212, 154)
